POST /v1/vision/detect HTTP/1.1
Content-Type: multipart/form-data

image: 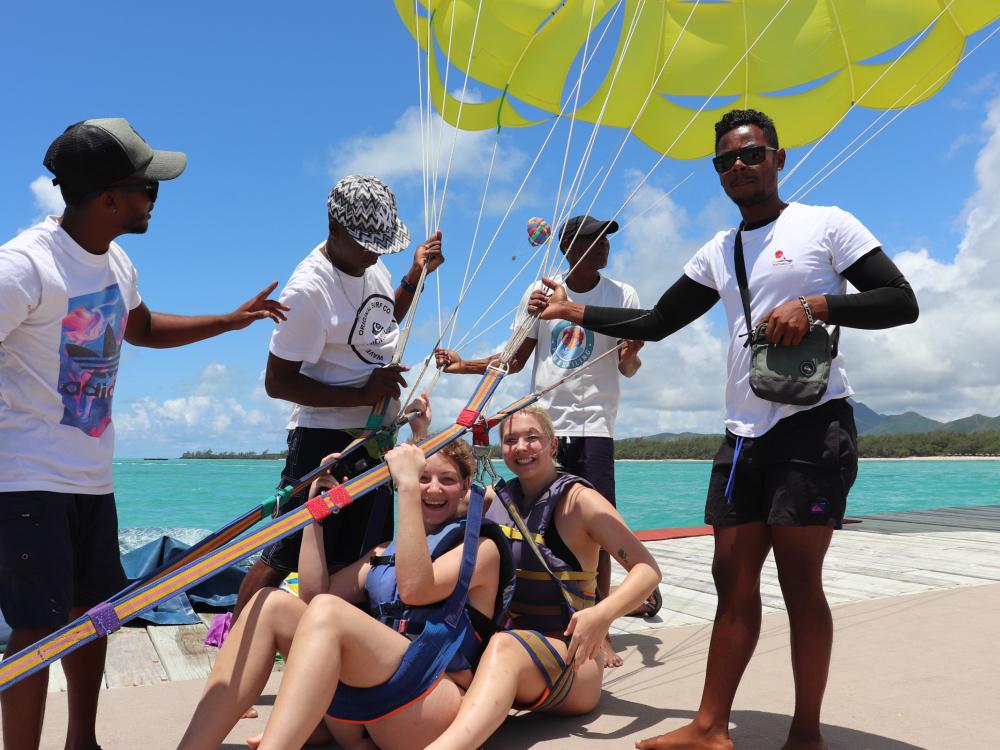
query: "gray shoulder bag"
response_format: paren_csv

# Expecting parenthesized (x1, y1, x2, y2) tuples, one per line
(733, 223, 836, 406)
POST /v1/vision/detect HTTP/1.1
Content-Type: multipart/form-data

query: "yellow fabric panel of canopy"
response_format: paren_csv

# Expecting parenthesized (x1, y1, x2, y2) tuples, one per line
(394, 0, 1000, 158)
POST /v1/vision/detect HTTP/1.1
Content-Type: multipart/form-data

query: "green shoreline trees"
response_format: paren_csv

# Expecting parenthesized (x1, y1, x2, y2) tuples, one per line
(183, 431, 1000, 460)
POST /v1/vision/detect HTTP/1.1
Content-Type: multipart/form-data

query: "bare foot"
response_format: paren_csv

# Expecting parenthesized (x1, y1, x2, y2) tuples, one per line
(246, 732, 262, 750)
(780, 731, 828, 750)
(601, 634, 623, 668)
(242, 707, 259, 719)
(635, 722, 733, 750)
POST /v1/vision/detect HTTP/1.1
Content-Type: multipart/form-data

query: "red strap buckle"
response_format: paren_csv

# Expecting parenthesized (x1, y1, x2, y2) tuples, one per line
(326, 484, 353, 510)
(457, 408, 480, 427)
(306, 496, 332, 522)
(307, 485, 353, 522)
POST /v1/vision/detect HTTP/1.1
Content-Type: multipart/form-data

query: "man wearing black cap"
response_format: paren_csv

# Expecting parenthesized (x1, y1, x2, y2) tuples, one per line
(435, 214, 643, 666)
(0, 118, 286, 750)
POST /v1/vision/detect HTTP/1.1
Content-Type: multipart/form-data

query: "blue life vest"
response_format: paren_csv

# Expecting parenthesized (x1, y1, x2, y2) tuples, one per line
(485, 473, 598, 634)
(327, 484, 515, 723)
(363, 518, 507, 672)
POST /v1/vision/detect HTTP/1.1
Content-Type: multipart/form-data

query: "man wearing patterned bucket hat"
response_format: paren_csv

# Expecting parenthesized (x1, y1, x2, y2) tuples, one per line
(232, 174, 444, 618)
(0, 118, 287, 750)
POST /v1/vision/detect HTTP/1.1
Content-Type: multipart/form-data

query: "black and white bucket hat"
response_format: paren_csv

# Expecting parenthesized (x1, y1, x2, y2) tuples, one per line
(327, 174, 410, 255)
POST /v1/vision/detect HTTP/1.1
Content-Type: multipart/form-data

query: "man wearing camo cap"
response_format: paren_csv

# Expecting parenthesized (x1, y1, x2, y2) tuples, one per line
(232, 174, 444, 617)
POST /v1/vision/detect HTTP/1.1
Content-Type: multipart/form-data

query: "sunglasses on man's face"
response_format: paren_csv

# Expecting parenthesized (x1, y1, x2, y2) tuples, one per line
(712, 145, 777, 174)
(108, 181, 159, 203)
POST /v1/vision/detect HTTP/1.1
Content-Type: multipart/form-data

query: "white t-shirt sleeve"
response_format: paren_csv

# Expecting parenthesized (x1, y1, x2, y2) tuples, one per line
(122, 252, 142, 310)
(828, 207, 882, 273)
(512, 284, 540, 340)
(683, 236, 721, 291)
(269, 283, 325, 364)
(0, 250, 41, 340)
(622, 282, 641, 310)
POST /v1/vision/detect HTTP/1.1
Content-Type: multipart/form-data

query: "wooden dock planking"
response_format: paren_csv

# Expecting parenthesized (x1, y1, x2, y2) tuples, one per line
(104, 627, 169, 688)
(93, 505, 999, 684)
(147, 624, 216, 682)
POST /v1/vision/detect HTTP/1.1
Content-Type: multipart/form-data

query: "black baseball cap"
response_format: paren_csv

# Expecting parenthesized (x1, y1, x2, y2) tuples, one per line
(558, 215, 620, 244)
(43, 118, 187, 192)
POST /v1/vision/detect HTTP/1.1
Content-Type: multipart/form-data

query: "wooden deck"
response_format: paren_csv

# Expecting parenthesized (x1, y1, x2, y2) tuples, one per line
(48, 505, 1000, 692)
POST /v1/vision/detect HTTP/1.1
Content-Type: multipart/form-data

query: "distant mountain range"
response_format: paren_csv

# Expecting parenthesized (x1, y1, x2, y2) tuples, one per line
(633, 400, 1000, 441)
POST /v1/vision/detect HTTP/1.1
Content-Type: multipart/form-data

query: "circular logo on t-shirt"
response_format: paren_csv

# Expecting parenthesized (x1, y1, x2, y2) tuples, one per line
(349, 293, 397, 364)
(549, 321, 594, 369)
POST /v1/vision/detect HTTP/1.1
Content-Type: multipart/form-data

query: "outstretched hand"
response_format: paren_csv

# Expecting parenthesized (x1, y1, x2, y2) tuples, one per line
(527, 277, 567, 321)
(433, 348, 464, 374)
(226, 282, 290, 330)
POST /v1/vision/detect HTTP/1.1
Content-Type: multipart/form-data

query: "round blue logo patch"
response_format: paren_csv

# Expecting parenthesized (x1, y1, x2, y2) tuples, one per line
(550, 321, 594, 369)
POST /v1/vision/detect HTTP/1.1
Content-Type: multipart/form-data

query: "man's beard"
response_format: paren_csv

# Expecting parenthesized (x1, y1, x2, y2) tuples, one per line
(730, 187, 770, 208)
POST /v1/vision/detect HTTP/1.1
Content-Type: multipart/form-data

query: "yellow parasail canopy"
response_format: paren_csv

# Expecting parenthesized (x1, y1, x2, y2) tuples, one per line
(395, 0, 1000, 159)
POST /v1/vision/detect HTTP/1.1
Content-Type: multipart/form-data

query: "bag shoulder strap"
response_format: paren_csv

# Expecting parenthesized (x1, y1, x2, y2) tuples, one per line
(732, 223, 755, 344)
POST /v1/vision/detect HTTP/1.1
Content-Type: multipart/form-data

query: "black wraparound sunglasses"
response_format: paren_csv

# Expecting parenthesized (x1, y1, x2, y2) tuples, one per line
(712, 145, 777, 174)
(108, 181, 159, 202)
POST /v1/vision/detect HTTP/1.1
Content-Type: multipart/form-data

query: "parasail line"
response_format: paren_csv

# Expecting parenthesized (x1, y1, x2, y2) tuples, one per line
(792, 20, 1000, 203)
(780, 1, 955, 190)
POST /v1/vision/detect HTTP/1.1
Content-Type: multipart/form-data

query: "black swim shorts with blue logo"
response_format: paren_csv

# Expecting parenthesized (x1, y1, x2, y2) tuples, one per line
(705, 398, 859, 529)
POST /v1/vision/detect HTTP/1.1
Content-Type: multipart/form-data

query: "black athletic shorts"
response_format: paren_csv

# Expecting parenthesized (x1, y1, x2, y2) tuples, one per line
(261, 427, 393, 573)
(0, 491, 128, 629)
(556, 436, 616, 506)
(705, 398, 858, 529)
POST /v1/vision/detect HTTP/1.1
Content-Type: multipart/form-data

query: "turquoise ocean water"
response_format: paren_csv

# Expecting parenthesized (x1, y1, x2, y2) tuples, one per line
(112, 458, 999, 551)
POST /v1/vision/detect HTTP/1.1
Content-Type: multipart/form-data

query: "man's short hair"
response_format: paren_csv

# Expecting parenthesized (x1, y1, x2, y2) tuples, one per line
(58, 183, 95, 208)
(714, 109, 779, 150)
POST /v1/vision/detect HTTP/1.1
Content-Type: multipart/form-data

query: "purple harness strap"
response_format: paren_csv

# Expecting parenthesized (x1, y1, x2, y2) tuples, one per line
(85, 603, 121, 637)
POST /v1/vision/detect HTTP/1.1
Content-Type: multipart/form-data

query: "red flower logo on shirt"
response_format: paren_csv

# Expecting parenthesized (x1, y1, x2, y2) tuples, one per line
(771, 248, 793, 267)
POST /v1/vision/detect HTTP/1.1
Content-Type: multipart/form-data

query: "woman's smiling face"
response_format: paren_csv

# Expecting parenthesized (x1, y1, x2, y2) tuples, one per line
(419, 452, 470, 529)
(501, 412, 557, 481)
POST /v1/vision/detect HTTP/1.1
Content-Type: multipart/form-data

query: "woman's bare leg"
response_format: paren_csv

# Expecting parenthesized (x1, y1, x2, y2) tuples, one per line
(256, 594, 412, 750)
(425, 632, 602, 750)
(178, 588, 305, 750)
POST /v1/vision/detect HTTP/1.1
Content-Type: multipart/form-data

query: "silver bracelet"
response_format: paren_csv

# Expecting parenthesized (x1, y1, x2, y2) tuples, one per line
(798, 296, 816, 326)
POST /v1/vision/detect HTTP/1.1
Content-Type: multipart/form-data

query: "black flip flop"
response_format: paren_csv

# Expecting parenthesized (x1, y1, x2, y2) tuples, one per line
(627, 588, 663, 618)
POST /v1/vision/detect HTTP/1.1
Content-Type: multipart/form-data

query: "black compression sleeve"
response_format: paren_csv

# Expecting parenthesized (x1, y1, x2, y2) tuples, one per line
(826, 248, 919, 329)
(581, 275, 719, 341)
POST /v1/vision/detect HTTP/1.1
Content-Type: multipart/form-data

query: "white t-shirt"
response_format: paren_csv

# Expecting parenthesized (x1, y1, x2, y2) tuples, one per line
(517, 275, 640, 438)
(0, 217, 142, 494)
(683, 202, 880, 437)
(269, 244, 400, 430)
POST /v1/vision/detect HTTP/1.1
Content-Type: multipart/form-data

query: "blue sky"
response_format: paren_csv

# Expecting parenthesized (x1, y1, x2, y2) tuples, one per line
(1, 2, 999, 456)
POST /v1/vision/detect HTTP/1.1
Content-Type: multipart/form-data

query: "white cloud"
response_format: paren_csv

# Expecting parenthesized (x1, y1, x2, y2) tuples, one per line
(115, 363, 292, 455)
(839, 92, 1000, 419)
(30, 175, 64, 217)
(330, 106, 524, 188)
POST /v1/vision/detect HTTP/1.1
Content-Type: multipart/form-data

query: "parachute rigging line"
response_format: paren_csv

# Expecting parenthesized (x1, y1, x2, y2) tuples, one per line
(791, 19, 1000, 203)
(780, 1, 956, 190)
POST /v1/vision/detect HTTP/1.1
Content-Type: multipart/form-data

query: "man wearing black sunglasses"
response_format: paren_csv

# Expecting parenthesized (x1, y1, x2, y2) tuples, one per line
(527, 109, 919, 750)
(0, 118, 288, 750)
